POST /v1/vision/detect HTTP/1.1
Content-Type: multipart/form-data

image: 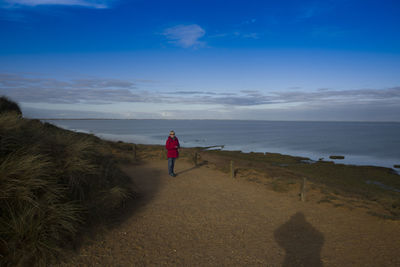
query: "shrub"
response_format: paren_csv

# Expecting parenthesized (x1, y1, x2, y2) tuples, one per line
(0, 96, 22, 115)
(0, 113, 134, 266)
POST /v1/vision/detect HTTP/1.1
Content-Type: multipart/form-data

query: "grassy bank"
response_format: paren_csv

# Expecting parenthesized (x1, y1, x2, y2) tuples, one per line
(134, 144, 400, 220)
(204, 150, 400, 218)
(0, 108, 137, 266)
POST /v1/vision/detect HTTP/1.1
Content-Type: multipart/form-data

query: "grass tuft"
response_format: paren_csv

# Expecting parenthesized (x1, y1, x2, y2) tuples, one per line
(0, 96, 22, 115)
(0, 105, 135, 266)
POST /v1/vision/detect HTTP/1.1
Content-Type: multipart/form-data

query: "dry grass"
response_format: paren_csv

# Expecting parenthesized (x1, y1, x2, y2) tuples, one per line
(148, 148, 400, 219)
(0, 112, 135, 266)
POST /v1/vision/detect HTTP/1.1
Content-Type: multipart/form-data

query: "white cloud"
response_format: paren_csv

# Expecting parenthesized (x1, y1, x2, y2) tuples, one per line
(2, 73, 400, 121)
(2, 0, 113, 9)
(2, 73, 400, 108)
(162, 24, 206, 48)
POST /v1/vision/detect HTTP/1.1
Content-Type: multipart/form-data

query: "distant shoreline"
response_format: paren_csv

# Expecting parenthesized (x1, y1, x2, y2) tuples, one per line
(42, 119, 400, 170)
(38, 118, 400, 123)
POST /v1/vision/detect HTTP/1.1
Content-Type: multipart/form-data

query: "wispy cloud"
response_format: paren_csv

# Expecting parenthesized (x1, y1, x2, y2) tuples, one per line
(298, 5, 318, 19)
(162, 24, 206, 48)
(168, 91, 217, 95)
(296, 2, 337, 21)
(240, 18, 256, 25)
(2, 73, 400, 110)
(2, 73, 400, 121)
(1, 0, 114, 9)
(209, 30, 262, 40)
(0, 73, 139, 104)
(310, 26, 347, 39)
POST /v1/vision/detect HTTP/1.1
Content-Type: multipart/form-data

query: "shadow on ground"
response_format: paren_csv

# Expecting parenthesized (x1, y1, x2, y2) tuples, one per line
(176, 161, 207, 176)
(66, 163, 165, 256)
(274, 212, 324, 267)
(115, 163, 165, 223)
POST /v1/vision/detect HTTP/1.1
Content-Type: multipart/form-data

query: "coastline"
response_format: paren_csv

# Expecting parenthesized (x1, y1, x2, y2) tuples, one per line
(66, 129, 400, 171)
(43, 119, 400, 170)
(2, 113, 400, 266)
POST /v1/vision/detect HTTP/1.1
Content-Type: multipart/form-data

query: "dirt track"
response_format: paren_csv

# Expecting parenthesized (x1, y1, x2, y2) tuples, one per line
(61, 159, 400, 266)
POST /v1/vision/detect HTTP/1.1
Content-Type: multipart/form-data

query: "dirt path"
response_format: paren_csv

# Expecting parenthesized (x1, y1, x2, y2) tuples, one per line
(61, 159, 400, 266)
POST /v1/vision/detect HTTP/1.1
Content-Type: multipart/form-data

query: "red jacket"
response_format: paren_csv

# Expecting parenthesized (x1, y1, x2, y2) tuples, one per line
(165, 136, 180, 158)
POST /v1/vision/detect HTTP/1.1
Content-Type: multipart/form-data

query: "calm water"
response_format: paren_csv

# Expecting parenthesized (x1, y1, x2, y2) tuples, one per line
(45, 119, 400, 169)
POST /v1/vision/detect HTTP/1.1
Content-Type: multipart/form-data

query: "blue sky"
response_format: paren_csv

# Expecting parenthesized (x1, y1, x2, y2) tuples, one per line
(1, 0, 400, 120)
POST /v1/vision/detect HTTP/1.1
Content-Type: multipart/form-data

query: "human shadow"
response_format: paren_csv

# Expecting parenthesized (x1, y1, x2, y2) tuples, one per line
(274, 212, 324, 267)
(176, 161, 207, 175)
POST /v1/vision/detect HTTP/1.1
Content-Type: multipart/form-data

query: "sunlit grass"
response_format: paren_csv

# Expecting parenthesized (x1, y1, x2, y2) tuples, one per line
(203, 149, 400, 218)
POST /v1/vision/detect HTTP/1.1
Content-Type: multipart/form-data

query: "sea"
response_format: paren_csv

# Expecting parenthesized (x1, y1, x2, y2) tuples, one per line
(44, 119, 400, 170)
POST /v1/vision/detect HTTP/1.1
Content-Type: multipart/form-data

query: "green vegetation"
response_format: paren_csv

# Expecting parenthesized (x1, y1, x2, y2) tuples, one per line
(197, 149, 400, 219)
(0, 98, 136, 266)
(0, 96, 22, 115)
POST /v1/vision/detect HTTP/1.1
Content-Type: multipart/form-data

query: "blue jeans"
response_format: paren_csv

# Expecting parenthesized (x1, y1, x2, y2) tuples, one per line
(168, 157, 176, 175)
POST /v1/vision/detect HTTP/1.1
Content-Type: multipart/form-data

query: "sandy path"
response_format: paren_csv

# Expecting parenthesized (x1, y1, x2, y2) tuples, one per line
(61, 159, 400, 266)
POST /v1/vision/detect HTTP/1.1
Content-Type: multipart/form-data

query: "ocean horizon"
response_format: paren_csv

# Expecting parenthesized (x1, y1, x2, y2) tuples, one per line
(44, 119, 400, 170)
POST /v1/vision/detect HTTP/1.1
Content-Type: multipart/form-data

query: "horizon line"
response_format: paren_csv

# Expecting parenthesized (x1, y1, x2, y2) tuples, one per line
(30, 117, 400, 123)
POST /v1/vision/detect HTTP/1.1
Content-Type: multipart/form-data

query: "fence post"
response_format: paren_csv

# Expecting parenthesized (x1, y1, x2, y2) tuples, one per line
(230, 160, 235, 178)
(194, 152, 198, 166)
(300, 178, 306, 202)
(132, 144, 136, 161)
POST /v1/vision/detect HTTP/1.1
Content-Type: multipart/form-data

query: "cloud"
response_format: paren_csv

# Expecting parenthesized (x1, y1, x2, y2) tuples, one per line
(0, 73, 136, 90)
(2, 73, 400, 107)
(71, 78, 135, 88)
(156, 99, 400, 121)
(2, 72, 400, 121)
(163, 87, 400, 108)
(298, 6, 318, 19)
(241, 18, 256, 25)
(273, 87, 400, 105)
(168, 91, 216, 95)
(296, 2, 332, 20)
(21, 106, 118, 119)
(167, 91, 237, 96)
(310, 26, 347, 39)
(210, 30, 262, 40)
(240, 90, 259, 94)
(162, 24, 206, 48)
(1, 0, 113, 9)
(208, 17, 262, 41)
(296, 2, 338, 21)
(0, 73, 140, 104)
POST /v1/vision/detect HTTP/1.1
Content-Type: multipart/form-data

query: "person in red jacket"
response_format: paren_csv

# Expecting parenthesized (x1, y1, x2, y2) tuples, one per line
(165, 130, 180, 177)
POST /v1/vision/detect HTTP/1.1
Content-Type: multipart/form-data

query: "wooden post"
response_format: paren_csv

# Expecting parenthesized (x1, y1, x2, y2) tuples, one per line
(230, 160, 235, 178)
(300, 177, 306, 202)
(132, 144, 136, 161)
(194, 152, 198, 166)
